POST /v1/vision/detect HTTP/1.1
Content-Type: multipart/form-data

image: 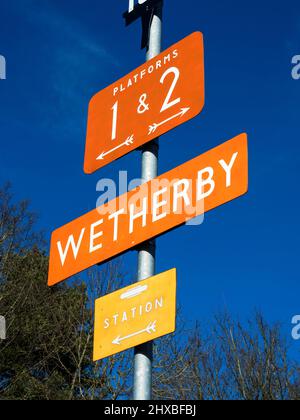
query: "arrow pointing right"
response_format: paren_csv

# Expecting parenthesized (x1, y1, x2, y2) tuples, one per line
(148, 107, 190, 135)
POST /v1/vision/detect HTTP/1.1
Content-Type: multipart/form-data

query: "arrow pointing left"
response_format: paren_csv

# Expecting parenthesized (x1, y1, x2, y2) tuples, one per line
(112, 321, 157, 345)
(96, 135, 134, 161)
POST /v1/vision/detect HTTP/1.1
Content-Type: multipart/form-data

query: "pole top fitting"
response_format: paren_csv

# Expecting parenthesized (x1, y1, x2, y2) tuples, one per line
(123, 0, 163, 50)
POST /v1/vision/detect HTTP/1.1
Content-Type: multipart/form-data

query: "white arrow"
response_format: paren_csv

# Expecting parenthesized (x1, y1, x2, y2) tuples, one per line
(112, 321, 157, 345)
(148, 107, 190, 135)
(96, 135, 134, 161)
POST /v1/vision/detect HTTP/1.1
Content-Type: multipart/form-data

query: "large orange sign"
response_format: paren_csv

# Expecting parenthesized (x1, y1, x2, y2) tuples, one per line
(48, 133, 248, 286)
(84, 32, 205, 174)
(93, 269, 176, 361)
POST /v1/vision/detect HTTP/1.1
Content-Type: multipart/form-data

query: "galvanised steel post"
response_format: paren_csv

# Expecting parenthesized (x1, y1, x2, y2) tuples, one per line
(133, 0, 163, 401)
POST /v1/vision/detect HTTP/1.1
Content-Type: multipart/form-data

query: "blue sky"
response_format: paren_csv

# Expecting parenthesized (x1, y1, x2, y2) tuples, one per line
(0, 0, 300, 357)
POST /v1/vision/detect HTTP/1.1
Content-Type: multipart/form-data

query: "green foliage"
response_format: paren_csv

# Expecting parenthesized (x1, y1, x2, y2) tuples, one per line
(0, 185, 299, 400)
(0, 185, 130, 400)
(0, 245, 93, 399)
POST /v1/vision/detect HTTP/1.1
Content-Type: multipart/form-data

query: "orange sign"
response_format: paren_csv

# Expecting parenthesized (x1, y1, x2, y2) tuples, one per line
(84, 32, 205, 174)
(93, 269, 176, 361)
(48, 133, 248, 286)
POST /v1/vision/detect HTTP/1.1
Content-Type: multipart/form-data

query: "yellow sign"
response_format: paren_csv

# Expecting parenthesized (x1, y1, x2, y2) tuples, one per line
(93, 269, 177, 361)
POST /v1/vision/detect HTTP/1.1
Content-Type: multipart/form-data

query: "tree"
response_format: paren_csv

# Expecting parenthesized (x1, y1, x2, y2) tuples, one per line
(152, 313, 300, 400)
(0, 185, 131, 400)
(0, 184, 299, 400)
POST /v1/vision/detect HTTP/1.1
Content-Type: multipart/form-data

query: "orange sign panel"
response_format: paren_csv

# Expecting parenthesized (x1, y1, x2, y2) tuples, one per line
(84, 32, 205, 174)
(93, 269, 176, 361)
(48, 133, 248, 286)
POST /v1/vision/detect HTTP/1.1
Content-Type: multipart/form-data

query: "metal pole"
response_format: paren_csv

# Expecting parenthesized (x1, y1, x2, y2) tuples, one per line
(133, 1, 163, 401)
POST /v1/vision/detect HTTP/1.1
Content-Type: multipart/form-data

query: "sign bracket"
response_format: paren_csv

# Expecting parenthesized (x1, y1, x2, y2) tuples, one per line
(141, 8, 154, 50)
(123, 0, 163, 50)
